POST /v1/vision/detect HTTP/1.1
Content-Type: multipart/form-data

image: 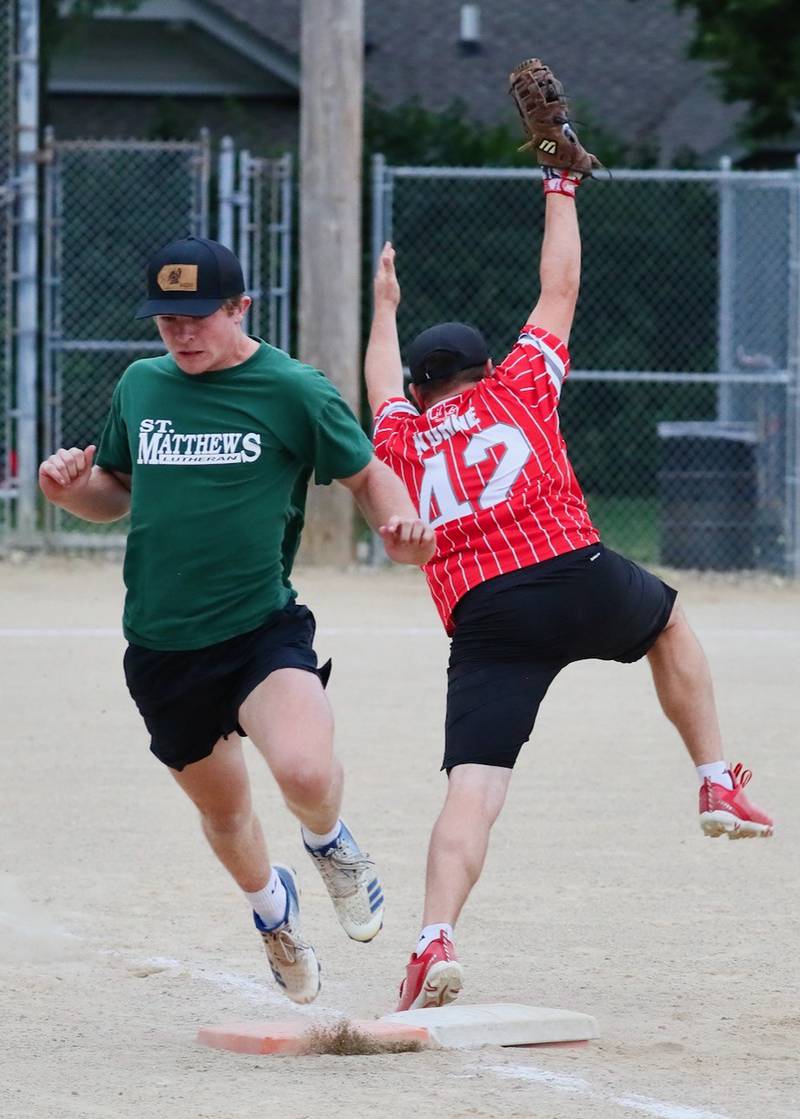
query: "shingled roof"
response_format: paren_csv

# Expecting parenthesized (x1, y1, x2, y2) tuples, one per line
(221, 0, 746, 164)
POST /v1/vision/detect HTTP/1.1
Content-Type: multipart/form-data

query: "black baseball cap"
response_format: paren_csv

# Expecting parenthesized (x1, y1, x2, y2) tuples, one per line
(407, 322, 490, 385)
(134, 235, 245, 318)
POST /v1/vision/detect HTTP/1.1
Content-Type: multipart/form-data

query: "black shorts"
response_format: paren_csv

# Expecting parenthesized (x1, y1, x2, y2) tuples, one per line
(123, 600, 329, 771)
(444, 545, 677, 772)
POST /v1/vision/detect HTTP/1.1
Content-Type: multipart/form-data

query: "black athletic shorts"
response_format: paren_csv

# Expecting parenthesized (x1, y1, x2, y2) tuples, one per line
(443, 544, 677, 772)
(123, 600, 330, 771)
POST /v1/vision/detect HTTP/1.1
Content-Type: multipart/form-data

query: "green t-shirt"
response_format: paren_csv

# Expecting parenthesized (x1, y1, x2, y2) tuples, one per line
(95, 339, 373, 650)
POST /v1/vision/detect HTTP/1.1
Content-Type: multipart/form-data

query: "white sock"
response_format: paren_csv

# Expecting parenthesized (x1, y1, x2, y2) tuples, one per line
(302, 820, 342, 850)
(245, 868, 287, 928)
(416, 923, 453, 955)
(696, 762, 733, 790)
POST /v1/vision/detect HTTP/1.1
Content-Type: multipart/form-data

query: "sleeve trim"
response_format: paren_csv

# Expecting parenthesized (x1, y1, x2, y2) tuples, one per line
(517, 325, 570, 398)
(373, 397, 418, 436)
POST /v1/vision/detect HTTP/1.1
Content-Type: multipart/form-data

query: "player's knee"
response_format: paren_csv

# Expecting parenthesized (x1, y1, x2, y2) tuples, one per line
(277, 761, 334, 808)
(446, 767, 509, 824)
(200, 805, 252, 836)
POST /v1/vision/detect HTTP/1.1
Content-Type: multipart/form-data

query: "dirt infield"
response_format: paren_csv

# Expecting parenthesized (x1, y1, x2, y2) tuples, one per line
(1, 556, 798, 1119)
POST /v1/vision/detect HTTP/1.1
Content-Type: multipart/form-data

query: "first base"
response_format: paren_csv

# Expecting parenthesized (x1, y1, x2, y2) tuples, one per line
(197, 1004, 597, 1055)
(380, 1003, 598, 1049)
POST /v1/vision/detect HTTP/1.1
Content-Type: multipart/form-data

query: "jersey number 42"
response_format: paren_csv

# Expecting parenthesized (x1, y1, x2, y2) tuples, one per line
(419, 422, 532, 528)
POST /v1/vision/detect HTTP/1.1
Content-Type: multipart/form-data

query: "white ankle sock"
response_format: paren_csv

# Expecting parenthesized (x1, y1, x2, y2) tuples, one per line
(696, 762, 733, 790)
(302, 820, 342, 850)
(245, 868, 287, 928)
(416, 923, 453, 955)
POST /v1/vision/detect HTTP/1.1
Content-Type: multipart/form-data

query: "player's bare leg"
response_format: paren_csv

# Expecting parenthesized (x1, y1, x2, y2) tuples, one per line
(239, 668, 342, 830)
(397, 763, 511, 1011)
(240, 668, 384, 941)
(646, 603, 722, 767)
(423, 763, 512, 926)
(170, 733, 269, 890)
(171, 733, 320, 1002)
(646, 602, 773, 839)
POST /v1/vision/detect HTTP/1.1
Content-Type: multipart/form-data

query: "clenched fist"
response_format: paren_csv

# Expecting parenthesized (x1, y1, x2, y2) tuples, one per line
(38, 445, 96, 504)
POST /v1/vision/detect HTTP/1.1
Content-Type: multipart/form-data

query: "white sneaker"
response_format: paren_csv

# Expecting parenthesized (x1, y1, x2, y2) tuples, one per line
(253, 865, 320, 1004)
(304, 822, 384, 942)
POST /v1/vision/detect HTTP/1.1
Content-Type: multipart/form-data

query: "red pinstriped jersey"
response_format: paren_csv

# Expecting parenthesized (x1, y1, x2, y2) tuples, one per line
(373, 324, 599, 633)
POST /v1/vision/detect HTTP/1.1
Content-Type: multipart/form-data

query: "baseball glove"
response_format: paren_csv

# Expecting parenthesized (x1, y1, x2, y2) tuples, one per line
(509, 58, 600, 175)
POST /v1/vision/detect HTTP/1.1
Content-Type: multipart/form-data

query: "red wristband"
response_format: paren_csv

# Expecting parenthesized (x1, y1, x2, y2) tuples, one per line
(543, 177, 579, 197)
(541, 168, 583, 197)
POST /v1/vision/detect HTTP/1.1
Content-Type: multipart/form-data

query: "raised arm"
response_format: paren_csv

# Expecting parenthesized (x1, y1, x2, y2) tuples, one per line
(365, 241, 405, 417)
(527, 174, 582, 344)
(39, 445, 131, 523)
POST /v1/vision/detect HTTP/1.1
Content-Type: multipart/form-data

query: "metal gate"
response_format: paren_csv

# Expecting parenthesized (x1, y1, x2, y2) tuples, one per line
(38, 132, 294, 545)
(716, 160, 800, 574)
(217, 138, 293, 354)
(41, 131, 211, 543)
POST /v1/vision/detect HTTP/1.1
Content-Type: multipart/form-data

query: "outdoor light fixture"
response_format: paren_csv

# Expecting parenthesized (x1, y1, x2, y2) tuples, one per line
(459, 4, 481, 54)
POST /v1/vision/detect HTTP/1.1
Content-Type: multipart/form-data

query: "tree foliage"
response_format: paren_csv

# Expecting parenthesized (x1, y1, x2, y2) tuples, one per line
(669, 0, 800, 140)
(364, 93, 661, 170)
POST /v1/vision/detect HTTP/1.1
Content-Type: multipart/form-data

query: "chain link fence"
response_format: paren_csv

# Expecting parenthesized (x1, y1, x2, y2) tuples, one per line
(41, 133, 211, 542)
(1, 29, 798, 577)
(372, 160, 800, 575)
(0, 106, 295, 548)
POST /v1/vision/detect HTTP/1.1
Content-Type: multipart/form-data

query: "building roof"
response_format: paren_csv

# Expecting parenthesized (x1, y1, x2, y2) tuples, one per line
(55, 0, 749, 164)
(51, 0, 298, 98)
(220, 0, 747, 164)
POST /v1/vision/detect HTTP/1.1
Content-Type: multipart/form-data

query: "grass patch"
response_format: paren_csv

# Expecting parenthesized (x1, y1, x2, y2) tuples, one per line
(586, 493, 660, 567)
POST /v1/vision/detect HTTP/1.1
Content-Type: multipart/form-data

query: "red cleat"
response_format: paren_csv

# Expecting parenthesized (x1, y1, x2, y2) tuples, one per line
(699, 762, 774, 839)
(396, 933, 464, 1012)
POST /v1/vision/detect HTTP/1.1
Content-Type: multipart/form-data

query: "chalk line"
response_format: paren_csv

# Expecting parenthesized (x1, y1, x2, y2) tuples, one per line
(481, 1062, 734, 1119)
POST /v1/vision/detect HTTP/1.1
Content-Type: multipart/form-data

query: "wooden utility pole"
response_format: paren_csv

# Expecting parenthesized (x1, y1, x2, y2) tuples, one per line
(298, 0, 365, 565)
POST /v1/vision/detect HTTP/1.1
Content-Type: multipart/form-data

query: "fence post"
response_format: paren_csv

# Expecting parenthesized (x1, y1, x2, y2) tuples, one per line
(716, 155, 734, 424)
(13, 0, 39, 543)
(41, 124, 54, 523)
(218, 135, 235, 249)
(237, 149, 251, 293)
(279, 152, 293, 353)
(371, 153, 387, 284)
(247, 156, 263, 339)
(786, 154, 800, 577)
(195, 127, 210, 237)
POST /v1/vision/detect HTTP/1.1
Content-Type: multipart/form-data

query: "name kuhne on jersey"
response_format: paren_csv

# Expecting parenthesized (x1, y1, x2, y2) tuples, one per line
(137, 418, 262, 466)
(412, 404, 480, 456)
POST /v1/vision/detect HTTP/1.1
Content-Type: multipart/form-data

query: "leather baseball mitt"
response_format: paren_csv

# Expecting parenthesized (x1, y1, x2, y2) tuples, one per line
(509, 58, 600, 175)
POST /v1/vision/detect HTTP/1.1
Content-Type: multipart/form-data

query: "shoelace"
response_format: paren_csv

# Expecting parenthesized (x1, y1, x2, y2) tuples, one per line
(730, 762, 752, 789)
(260, 925, 310, 965)
(316, 847, 376, 899)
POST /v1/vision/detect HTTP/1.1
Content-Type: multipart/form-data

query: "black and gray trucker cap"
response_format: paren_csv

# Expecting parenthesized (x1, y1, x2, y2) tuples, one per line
(134, 236, 245, 318)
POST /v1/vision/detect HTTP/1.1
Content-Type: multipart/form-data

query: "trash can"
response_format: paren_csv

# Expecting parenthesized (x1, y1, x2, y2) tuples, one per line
(657, 421, 758, 570)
